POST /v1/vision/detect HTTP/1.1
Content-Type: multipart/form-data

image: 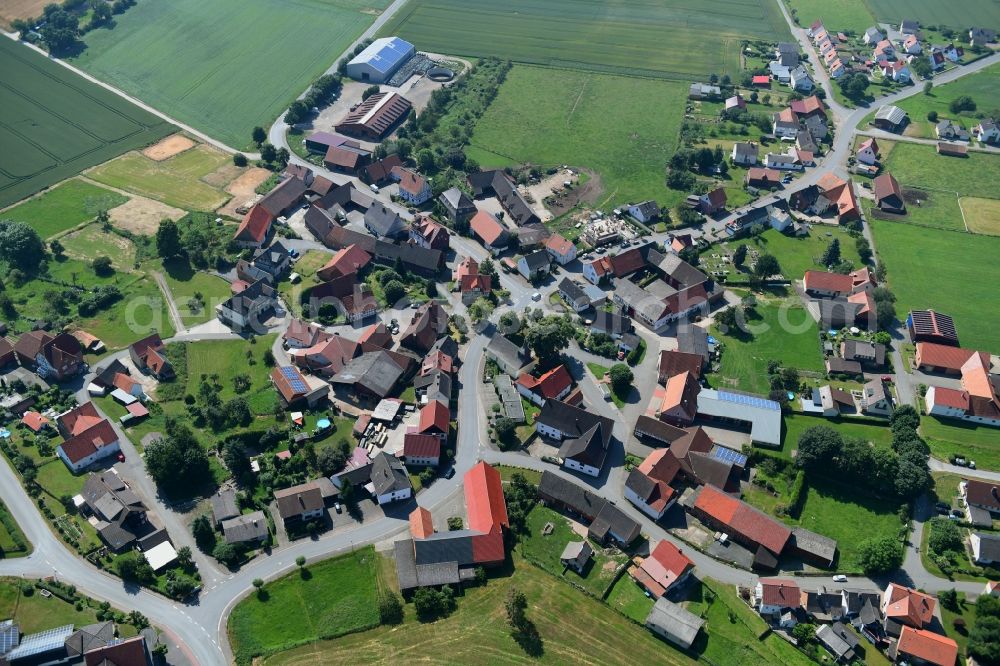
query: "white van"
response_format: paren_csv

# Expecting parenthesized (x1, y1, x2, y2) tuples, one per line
(369, 184, 380, 194)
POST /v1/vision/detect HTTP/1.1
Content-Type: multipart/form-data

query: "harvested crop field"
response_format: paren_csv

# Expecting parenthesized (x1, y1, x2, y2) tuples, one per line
(142, 134, 196, 161)
(217, 168, 271, 217)
(109, 196, 186, 235)
(73, 0, 391, 149)
(961, 197, 1000, 236)
(381, 0, 791, 80)
(0, 38, 174, 208)
(0, 0, 50, 29)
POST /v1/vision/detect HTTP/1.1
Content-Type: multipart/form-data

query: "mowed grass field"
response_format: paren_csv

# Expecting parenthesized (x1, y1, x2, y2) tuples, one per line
(866, 0, 1000, 30)
(0, 179, 127, 238)
(922, 417, 1000, 471)
(0, 38, 173, 208)
(962, 197, 1000, 235)
(895, 64, 1000, 140)
(785, 0, 876, 34)
(743, 227, 866, 280)
(86, 145, 233, 211)
(382, 0, 791, 80)
(73, 0, 390, 149)
(884, 142, 1000, 200)
(871, 220, 1000, 351)
(468, 66, 687, 207)
(262, 555, 697, 666)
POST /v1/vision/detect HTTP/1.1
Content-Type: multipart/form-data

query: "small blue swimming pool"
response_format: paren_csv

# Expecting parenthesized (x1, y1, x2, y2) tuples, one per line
(316, 418, 331, 430)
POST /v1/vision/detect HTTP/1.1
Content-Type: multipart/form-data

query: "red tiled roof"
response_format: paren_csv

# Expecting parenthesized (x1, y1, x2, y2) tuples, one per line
(21, 411, 50, 432)
(454, 256, 479, 281)
(391, 166, 428, 196)
(516, 365, 572, 400)
(471, 528, 506, 564)
(59, 419, 117, 464)
(409, 507, 434, 538)
(609, 247, 646, 277)
(752, 75, 770, 84)
(932, 386, 969, 410)
(418, 400, 450, 434)
(659, 350, 704, 380)
(632, 540, 693, 597)
(84, 635, 149, 666)
(126, 402, 149, 417)
(915, 342, 981, 372)
(464, 461, 509, 533)
(758, 578, 801, 606)
(318, 244, 372, 280)
(746, 167, 781, 183)
(271, 365, 309, 402)
(544, 233, 574, 257)
(964, 479, 1000, 511)
(804, 270, 853, 294)
(694, 485, 792, 554)
(896, 626, 958, 666)
(459, 273, 491, 294)
(638, 448, 682, 485)
(883, 584, 936, 627)
(470, 210, 506, 246)
(112, 372, 139, 394)
(421, 350, 454, 375)
(234, 204, 273, 244)
(57, 402, 102, 436)
(403, 433, 441, 459)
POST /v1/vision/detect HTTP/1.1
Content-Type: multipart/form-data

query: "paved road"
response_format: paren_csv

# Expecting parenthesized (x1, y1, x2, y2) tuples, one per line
(857, 128, 1000, 153)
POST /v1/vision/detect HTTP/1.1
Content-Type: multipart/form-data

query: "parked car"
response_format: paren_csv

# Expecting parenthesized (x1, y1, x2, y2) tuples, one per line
(444, 467, 456, 479)
(117, 452, 126, 463)
(334, 502, 342, 513)
(531, 292, 541, 301)
(832, 575, 848, 583)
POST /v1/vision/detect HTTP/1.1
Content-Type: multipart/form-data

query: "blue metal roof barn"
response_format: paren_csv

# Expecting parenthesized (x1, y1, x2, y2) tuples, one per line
(347, 37, 415, 83)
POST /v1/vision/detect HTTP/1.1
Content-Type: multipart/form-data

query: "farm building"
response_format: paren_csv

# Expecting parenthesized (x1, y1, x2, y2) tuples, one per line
(336, 92, 413, 141)
(346, 37, 416, 83)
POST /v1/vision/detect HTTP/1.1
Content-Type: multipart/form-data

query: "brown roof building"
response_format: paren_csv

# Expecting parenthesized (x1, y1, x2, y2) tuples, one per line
(873, 172, 905, 213)
(336, 92, 412, 140)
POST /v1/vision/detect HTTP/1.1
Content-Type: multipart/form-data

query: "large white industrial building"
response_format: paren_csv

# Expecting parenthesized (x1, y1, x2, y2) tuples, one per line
(346, 36, 416, 83)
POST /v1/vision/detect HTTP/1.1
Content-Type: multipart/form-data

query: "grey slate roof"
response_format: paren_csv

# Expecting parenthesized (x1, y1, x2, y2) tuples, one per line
(558, 278, 588, 308)
(210, 489, 239, 525)
(364, 202, 406, 238)
(330, 350, 408, 398)
(370, 452, 411, 496)
(792, 527, 838, 565)
(591, 311, 631, 337)
(645, 598, 704, 649)
(537, 399, 614, 443)
(65, 621, 114, 656)
(222, 510, 268, 544)
(395, 539, 462, 591)
(557, 422, 610, 470)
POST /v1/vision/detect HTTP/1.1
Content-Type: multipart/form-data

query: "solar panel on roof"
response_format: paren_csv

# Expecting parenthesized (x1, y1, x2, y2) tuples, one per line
(0, 620, 18, 654)
(711, 445, 748, 467)
(279, 366, 309, 394)
(717, 390, 781, 411)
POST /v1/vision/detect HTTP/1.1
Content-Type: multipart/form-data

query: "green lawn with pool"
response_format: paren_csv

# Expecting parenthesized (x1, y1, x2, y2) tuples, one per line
(1, 179, 127, 238)
(871, 220, 1000, 351)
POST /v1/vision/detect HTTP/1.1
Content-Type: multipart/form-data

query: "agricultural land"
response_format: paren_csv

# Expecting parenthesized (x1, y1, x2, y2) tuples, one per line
(0, 36, 173, 208)
(893, 63, 1000, 139)
(72, 0, 391, 148)
(0, 178, 127, 238)
(786, 0, 1000, 32)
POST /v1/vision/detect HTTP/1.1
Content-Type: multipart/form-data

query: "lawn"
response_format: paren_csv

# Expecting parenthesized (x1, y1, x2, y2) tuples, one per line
(279, 249, 332, 317)
(871, 220, 1000, 351)
(735, 227, 867, 280)
(468, 65, 688, 208)
(1, 179, 128, 238)
(710, 298, 824, 394)
(262, 554, 696, 666)
(86, 145, 234, 211)
(780, 412, 893, 458)
(784, 0, 876, 34)
(863, 187, 965, 232)
(0, 501, 30, 557)
(0, 578, 100, 633)
(181, 335, 279, 415)
(383, 0, 791, 80)
(73, 0, 391, 149)
(0, 38, 174, 208)
(518, 505, 627, 598)
(228, 547, 380, 664)
(585, 363, 625, 408)
(605, 574, 655, 623)
(921, 417, 1000, 471)
(62, 224, 138, 269)
(865, 0, 1000, 30)
(894, 64, 1000, 139)
(686, 578, 815, 665)
(940, 592, 975, 659)
(884, 142, 1000, 201)
(159, 258, 233, 326)
(961, 197, 1000, 236)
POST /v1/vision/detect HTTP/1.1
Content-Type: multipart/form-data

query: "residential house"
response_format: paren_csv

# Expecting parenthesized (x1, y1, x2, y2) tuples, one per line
(560, 541, 592, 573)
(274, 482, 326, 527)
(590, 311, 632, 340)
(691, 485, 793, 564)
(658, 349, 705, 383)
(467, 169, 540, 227)
(925, 352, 1000, 426)
(753, 578, 802, 616)
(469, 210, 511, 252)
(893, 626, 958, 666)
(400, 302, 448, 353)
(391, 166, 431, 205)
(816, 622, 860, 663)
(698, 187, 727, 215)
(625, 448, 680, 520)
(745, 167, 782, 189)
(790, 65, 814, 92)
(627, 200, 660, 224)
(233, 204, 275, 248)
(364, 202, 407, 239)
(370, 451, 413, 504)
(222, 510, 269, 545)
(881, 583, 935, 631)
(630, 540, 694, 598)
(974, 118, 1000, 144)
(841, 339, 887, 369)
(936, 119, 970, 141)
(485, 332, 534, 377)
(970, 27, 998, 46)
(538, 471, 641, 546)
(402, 433, 441, 467)
(409, 216, 450, 252)
(971, 532, 1000, 564)
(804, 267, 875, 298)
(324, 141, 371, 173)
(57, 418, 119, 472)
(362, 154, 404, 185)
(13, 331, 84, 381)
(557, 278, 590, 313)
(902, 33, 922, 55)
(856, 137, 879, 165)
(80, 634, 153, 666)
(776, 42, 799, 67)
(417, 400, 450, 441)
(656, 371, 701, 425)
(863, 26, 884, 45)
(645, 598, 705, 650)
(873, 172, 904, 213)
(459, 272, 491, 306)
(517, 250, 551, 281)
(536, 399, 614, 477)
(128, 333, 173, 379)
(516, 365, 572, 406)
(217, 279, 276, 330)
(764, 152, 799, 170)
(81, 472, 151, 551)
(857, 378, 893, 417)
(544, 233, 577, 265)
(251, 241, 292, 280)
(316, 244, 372, 281)
(438, 187, 476, 224)
(210, 488, 239, 526)
(732, 141, 759, 166)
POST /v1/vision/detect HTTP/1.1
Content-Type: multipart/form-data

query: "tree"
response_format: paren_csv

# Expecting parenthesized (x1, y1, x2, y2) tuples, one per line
(447, 516, 464, 531)
(796, 426, 843, 471)
(856, 536, 903, 575)
(317, 444, 348, 476)
(378, 592, 404, 624)
(49, 239, 65, 258)
(895, 458, 931, 499)
(505, 587, 528, 630)
(969, 615, 1000, 664)
(362, 85, 381, 100)
(251, 126, 267, 146)
(791, 622, 815, 644)
(504, 472, 539, 535)
(753, 253, 780, 281)
(176, 546, 193, 570)
(927, 110, 939, 122)
(494, 416, 516, 444)
(156, 219, 182, 258)
(0, 221, 45, 273)
(383, 280, 406, 305)
(144, 421, 211, 496)
(609, 363, 633, 395)
(821, 238, 841, 267)
(950, 95, 976, 114)
(715, 306, 740, 333)
(732, 244, 748, 268)
(191, 514, 215, 552)
(221, 439, 252, 484)
(413, 586, 456, 621)
(284, 100, 310, 125)
(296, 555, 307, 570)
(92, 256, 114, 276)
(252, 578, 264, 596)
(890, 405, 920, 433)
(212, 542, 239, 567)
(115, 553, 155, 584)
(928, 517, 963, 555)
(233, 153, 248, 167)
(524, 316, 575, 366)
(839, 73, 870, 101)
(127, 610, 149, 629)
(260, 143, 277, 163)
(938, 588, 959, 611)
(417, 149, 436, 173)
(911, 58, 932, 79)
